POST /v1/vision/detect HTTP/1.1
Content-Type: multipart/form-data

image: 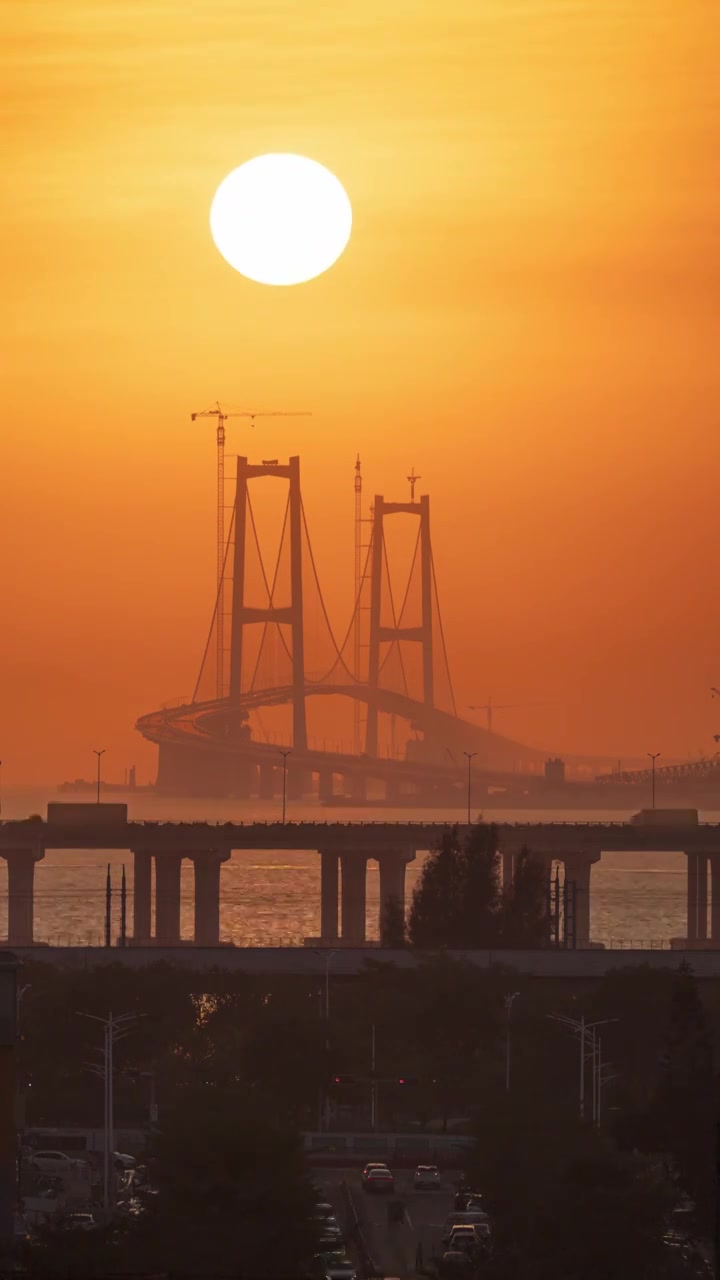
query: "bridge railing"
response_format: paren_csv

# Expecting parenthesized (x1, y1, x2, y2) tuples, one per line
(604, 938, 674, 950)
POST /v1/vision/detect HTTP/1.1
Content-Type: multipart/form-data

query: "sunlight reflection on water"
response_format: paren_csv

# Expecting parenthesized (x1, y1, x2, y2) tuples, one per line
(0, 791, 710, 947)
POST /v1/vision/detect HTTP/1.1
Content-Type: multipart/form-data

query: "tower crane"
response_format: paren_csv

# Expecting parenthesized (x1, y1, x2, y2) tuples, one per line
(468, 695, 550, 734)
(191, 403, 311, 700)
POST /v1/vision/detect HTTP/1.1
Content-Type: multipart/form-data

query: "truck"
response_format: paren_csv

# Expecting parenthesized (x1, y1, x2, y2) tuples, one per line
(629, 809, 699, 827)
(46, 803, 128, 826)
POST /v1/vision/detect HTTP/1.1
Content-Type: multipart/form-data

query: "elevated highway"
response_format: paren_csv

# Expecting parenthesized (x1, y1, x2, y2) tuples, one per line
(0, 815, 718, 953)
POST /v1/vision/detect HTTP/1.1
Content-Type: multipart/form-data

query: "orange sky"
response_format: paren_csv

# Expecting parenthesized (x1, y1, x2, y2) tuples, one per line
(2, 0, 720, 785)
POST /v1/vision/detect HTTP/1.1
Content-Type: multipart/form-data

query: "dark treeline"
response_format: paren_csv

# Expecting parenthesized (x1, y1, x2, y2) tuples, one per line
(17, 953, 720, 1239)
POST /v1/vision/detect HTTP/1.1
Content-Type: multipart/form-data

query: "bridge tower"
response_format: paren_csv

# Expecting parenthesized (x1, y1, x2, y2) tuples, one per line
(229, 456, 307, 750)
(365, 492, 433, 757)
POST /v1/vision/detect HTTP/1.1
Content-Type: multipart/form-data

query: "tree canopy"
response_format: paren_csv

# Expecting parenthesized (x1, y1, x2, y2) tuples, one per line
(407, 824, 548, 948)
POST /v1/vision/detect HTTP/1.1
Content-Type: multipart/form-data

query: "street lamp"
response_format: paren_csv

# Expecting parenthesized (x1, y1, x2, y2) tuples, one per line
(647, 753, 661, 810)
(279, 750, 291, 824)
(77, 1010, 137, 1211)
(463, 751, 477, 825)
(547, 1013, 619, 1121)
(93, 749, 106, 804)
(312, 947, 337, 1131)
(504, 991, 520, 1092)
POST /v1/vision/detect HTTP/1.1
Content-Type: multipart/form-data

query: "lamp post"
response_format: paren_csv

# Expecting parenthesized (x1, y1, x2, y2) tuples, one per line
(548, 1013, 618, 1121)
(279, 750, 291, 824)
(78, 1011, 137, 1212)
(93, 749, 106, 804)
(647, 753, 661, 809)
(463, 751, 477, 825)
(313, 948, 337, 1131)
(505, 991, 520, 1092)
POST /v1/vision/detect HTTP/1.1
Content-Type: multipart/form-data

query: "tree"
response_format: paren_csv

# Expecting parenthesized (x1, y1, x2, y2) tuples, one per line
(497, 847, 549, 947)
(137, 1083, 319, 1277)
(380, 893, 407, 946)
(407, 825, 548, 949)
(470, 1089, 679, 1280)
(408, 824, 499, 948)
(635, 962, 716, 1231)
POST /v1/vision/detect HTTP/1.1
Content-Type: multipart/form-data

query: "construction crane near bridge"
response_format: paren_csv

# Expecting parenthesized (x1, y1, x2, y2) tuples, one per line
(191, 403, 311, 698)
(469, 696, 549, 734)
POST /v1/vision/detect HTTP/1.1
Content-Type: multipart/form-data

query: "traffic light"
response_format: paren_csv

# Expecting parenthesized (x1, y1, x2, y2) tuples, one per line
(332, 1074, 355, 1085)
(397, 1076, 418, 1086)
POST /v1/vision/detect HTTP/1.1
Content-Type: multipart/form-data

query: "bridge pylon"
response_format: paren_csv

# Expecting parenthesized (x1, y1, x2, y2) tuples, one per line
(365, 492, 433, 757)
(229, 456, 307, 751)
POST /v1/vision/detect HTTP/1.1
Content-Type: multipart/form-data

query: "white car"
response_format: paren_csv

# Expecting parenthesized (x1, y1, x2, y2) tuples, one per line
(413, 1163, 441, 1190)
(30, 1150, 87, 1176)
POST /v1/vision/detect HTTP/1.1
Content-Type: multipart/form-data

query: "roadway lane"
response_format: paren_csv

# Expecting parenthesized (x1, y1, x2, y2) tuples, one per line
(315, 1166, 461, 1278)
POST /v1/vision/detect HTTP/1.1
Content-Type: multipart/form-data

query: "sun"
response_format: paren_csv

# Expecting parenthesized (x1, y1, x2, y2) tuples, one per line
(209, 154, 352, 287)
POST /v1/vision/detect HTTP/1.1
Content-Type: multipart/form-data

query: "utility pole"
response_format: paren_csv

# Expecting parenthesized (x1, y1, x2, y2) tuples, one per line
(505, 992, 520, 1091)
(191, 404, 311, 700)
(371, 1023, 377, 1132)
(464, 752, 476, 825)
(104, 865, 111, 947)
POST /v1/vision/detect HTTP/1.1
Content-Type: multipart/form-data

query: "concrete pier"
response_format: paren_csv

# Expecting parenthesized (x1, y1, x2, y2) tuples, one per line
(3, 850, 44, 945)
(562, 853, 599, 948)
(697, 854, 708, 941)
(154, 853, 182, 944)
(687, 852, 699, 945)
(320, 849, 339, 942)
(711, 854, 720, 943)
(378, 851, 411, 940)
(341, 853, 367, 944)
(132, 849, 152, 944)
(192, 851, 229, 945)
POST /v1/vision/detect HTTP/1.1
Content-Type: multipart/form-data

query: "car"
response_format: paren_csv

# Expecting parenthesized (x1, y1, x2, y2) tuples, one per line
(361, 1162, 389, 1185)
(440, 1251, 474, 1278)
(314, 1215, 343, 1241)
(60, 1213, 97, 1232)
(413, 1163, 441, 1190)
(113, 1151, 137, 1170)
(312, 1252, 357, 1280)
(447, 1225, 490, 1254)
(30, 1150, 87, 1176)
(442, 1217, 490, 1247)
(363, 1167, 395, 1194)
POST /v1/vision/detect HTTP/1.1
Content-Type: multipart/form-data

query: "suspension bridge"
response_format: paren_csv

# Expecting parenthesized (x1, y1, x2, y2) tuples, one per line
(136, 456, 553, 801)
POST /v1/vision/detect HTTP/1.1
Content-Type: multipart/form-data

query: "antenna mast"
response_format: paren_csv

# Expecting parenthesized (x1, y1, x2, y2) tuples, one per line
(353, 455, 362, 753)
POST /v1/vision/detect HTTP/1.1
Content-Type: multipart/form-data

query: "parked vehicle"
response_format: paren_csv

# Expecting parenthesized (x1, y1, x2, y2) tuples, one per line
(31, 1151, 87, 1176)
(113, 1152, 136, 1170)
(59, 1213, 97, 1232)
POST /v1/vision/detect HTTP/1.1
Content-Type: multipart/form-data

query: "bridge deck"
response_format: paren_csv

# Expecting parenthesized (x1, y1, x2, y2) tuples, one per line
(0, 819, 719, 853)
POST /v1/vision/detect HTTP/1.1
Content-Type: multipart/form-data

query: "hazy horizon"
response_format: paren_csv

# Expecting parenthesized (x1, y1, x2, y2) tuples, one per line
(2, 0, 719, 785)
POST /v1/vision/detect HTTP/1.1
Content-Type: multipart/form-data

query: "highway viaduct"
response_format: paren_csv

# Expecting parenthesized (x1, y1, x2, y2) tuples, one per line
(0, 812, 718, 951)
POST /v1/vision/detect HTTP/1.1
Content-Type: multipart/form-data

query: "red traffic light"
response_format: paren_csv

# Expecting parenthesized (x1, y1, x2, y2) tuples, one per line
(332, 1074, 355, 1085)
(397, 1076, 418, 1086)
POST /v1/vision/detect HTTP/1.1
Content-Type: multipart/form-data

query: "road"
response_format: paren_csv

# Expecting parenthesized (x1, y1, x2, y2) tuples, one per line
(314, 1166, 463, 1279)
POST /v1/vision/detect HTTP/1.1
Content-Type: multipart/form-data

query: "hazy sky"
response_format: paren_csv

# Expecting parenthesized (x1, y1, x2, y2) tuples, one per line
(2, 0, 719, 783)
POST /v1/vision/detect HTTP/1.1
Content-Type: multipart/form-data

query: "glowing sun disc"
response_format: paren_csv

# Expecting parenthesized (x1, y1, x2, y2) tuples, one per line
(209, 154, 352, 286)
